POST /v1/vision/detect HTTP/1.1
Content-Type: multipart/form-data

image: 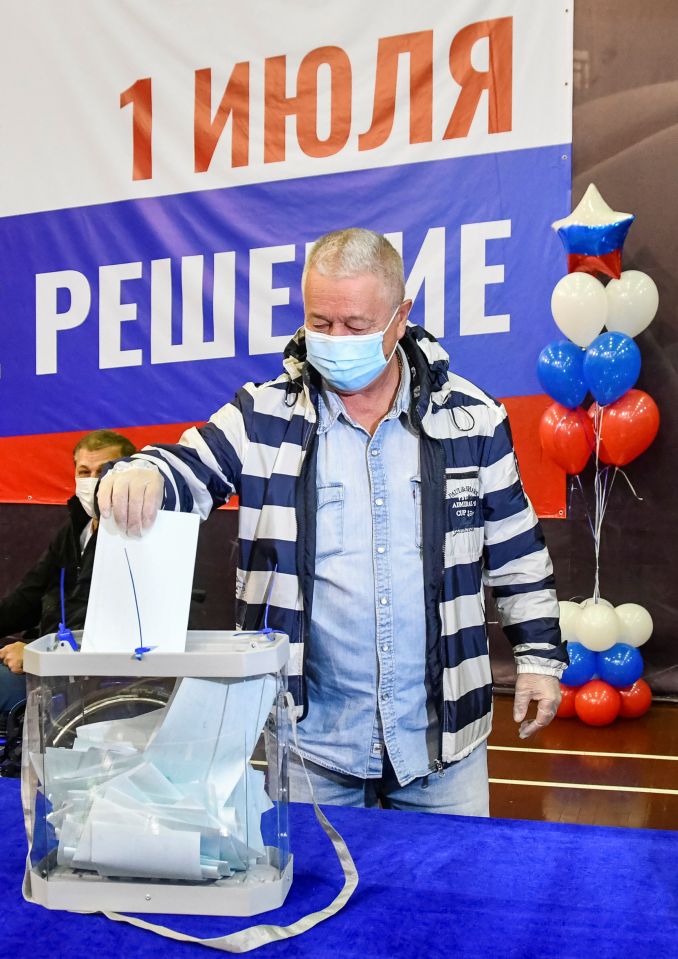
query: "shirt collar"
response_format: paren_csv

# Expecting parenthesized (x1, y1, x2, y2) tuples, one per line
(317, 345, 411, 434)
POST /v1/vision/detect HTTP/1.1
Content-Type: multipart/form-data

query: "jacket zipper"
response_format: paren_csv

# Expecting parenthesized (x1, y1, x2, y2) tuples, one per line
(298, 405, 319, 715)
(414, 396, 447, 775)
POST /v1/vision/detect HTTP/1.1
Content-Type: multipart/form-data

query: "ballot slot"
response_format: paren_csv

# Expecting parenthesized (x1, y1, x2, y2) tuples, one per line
(22, 630, 293, 916)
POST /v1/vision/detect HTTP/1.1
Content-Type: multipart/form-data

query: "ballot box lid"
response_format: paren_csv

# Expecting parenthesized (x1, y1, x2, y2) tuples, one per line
(23, 629, 289, 678)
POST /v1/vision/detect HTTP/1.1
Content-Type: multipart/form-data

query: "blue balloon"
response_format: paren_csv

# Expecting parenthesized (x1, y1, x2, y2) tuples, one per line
(537, 340, 587, 408)
(596, 644, 644, 688)
(562, 642, 597, 686)
(583, 332, 641, 406)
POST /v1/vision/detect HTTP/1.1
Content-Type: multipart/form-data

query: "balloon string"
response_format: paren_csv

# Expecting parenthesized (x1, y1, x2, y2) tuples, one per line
(573, 474, 596, 542)
(592, 405, 604, 603)
(587, 409, 646, 606)
(599, 466, 616, 528)
(614, 467, 644, 501)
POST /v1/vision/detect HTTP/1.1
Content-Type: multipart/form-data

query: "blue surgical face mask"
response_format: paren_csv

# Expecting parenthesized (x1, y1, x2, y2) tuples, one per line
(304, 304, 402, 392)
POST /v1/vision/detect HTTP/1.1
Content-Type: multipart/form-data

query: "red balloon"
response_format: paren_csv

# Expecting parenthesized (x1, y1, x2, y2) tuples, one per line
(618, 678, 652, 718)
(556, 683, 577, 718)
(588, 390, 660, 466)
(574, 680, 621, 726)
(539, 403, 595, 474)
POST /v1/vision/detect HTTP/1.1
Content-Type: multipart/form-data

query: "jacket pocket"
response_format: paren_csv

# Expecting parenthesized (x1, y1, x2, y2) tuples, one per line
(445, 469, 483, 560)
(315, 483, 344, 562)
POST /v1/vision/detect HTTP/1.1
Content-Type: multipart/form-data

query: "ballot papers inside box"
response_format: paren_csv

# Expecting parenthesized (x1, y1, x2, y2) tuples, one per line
(21, 630, 292, 916)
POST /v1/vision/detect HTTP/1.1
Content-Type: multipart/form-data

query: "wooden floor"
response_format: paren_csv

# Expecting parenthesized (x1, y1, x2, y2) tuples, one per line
(489, 693, 678, 830)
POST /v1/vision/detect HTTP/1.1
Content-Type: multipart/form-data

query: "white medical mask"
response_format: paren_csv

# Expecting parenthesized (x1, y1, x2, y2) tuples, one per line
(75, 477, 98, 518)
(304, 304, 401, 392)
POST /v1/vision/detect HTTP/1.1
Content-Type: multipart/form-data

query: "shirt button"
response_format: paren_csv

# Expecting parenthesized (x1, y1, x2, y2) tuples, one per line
(380, 597, 388, 606)
(377, 546, 385, 554)
(375, 497, 384, 506)
(371, 448, 380, 456)
(381, 644, 390, 652)
(381, 692, 390, 701)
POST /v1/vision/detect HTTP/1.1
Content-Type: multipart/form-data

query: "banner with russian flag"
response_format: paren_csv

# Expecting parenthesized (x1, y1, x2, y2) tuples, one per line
(0, 0, 573, 515)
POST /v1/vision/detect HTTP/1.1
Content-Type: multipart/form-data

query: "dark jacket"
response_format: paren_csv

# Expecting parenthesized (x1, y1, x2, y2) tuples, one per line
(0, 497, 96, 640)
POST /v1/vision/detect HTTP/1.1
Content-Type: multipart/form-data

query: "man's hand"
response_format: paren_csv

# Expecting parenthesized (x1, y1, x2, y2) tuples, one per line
(97, 464, 164, 537)
(513, 673, 561, 739)
(0, 641, 26, 674)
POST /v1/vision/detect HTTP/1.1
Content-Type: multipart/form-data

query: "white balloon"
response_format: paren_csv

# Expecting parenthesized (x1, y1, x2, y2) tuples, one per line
(551, 273, 607, 348)
(605, 271, 659, 338)
(575, 604, 620, 651)
(558, 601, 582, 644)
(580, 597, 613, 608)
(615, 603, 653, 647)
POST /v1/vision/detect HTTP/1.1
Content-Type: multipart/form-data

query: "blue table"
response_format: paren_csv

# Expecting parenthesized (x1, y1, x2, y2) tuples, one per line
(2, 778, 676, 958)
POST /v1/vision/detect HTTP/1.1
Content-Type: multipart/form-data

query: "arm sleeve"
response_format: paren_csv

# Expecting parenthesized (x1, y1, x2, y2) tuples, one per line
(479, 406, 567, 678)
(102, 388, 252, 521)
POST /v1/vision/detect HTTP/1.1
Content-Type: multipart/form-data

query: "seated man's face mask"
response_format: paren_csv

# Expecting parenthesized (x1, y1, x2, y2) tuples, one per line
(75, 477, 98, 518)
(304, 304, 401, 393)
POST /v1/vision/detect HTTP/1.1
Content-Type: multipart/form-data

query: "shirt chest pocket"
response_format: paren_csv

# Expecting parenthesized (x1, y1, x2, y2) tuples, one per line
(315, 483, 344, 562)
(445, 470, 483, 560)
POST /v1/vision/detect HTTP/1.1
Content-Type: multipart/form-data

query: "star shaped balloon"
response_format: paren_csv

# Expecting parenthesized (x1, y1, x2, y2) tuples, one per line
(552, 184, 634, 279)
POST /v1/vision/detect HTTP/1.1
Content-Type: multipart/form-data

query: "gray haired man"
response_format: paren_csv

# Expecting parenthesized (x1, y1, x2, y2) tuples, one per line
(99, 229, 565, 815)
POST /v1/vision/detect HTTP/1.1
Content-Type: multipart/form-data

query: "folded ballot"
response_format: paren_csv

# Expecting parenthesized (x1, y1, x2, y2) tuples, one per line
(38, 674, 278, 882)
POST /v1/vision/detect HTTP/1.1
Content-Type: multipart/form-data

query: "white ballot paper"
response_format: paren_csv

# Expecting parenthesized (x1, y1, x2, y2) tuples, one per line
(42, 676, 278, 881)
(81, 512, 199, 654)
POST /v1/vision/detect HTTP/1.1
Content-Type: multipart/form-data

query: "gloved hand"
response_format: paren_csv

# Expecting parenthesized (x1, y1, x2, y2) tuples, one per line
(513, 673, 561, 739)
(97, 461, 164, 537)
(0, 641, 26, 674)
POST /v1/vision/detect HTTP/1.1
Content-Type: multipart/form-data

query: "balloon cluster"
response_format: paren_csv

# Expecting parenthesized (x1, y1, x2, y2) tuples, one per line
(557, 599, 653, 726)
(538, 185, 658, 722)
(538, 184, 660, 475)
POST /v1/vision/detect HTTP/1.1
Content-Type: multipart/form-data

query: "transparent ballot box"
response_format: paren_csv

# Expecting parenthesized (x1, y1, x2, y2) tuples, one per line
(22, 630, 291, 916)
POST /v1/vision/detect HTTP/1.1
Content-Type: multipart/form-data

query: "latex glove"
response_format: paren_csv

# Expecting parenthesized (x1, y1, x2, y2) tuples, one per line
(98, 462, 164, 537)
(0, 641, 26, 674)
(513, 673, 561, 739)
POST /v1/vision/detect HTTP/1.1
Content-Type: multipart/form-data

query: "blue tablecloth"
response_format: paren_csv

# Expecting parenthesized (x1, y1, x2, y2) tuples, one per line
(2, 778, 676, 958)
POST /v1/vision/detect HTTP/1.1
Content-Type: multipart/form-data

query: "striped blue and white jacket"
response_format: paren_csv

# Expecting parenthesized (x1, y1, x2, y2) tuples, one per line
(136, 324, 565, 765)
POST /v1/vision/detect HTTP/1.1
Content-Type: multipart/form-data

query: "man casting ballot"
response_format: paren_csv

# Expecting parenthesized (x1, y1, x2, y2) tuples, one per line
(98, 228, 565, 815)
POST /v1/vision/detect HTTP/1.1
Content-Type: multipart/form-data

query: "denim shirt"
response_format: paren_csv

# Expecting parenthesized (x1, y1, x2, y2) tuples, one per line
(296, 348, 439, 786)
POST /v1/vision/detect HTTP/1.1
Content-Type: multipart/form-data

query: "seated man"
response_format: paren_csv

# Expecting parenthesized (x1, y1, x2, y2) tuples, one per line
(0, 429, 136, 720)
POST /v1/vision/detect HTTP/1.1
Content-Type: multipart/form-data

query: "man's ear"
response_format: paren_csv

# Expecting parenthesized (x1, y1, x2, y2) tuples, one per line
(398, 299, 413, 335)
